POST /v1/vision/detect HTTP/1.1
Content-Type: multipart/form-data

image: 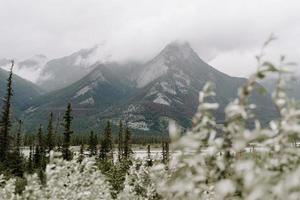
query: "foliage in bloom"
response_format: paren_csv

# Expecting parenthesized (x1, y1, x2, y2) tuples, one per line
(1, 39, 300, 199)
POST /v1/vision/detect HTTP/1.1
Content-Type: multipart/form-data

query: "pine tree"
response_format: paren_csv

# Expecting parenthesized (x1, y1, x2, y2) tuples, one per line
(147, 144, 153, 167)
(88, 131, 97, 156)
(99, 121, 113, 160)
(34, 125, 45, 169)
(162, 142, 166, 164)
(62, 103, 73, 160)
(78, 142, 84, 163)
(99, 139, 106, 160)
(165, 141, 169, 164)
(15, 120, 23, 155)
(54, 113, 60, 149)
(118, 120, 123, 161)
(47, 112, 55, 152)
(27, 145, 34, 173)
(7, 119, 24, 177)
(0, 61, 14, 161)
(105, 121, 113, 156)
(123, 125, 132, 159)
(161, 141, 169, 165)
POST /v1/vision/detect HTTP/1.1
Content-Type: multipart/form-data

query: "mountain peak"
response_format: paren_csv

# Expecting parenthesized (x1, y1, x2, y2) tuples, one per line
(166, 40, 191, 48)
(160, 40, 195, 60)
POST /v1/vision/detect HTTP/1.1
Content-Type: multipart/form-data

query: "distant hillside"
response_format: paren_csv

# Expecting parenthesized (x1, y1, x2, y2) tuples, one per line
(23, 41, 277, 135)
(0, 68, 43, 116)
(261, 77, 300, 100)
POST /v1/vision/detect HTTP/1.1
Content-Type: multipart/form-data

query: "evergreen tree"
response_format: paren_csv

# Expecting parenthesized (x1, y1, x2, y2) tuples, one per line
(0, 61, 14, 161)
(7, 119, 25, 177)
(162, 142, 166, 164)
(54, 113, 61, 149)
(34, 125, 45, 169)
(27, 146, 34, 173)
(88, 131, 97, 156)
(15, 120, 23, 155)
(62, 103, 73, 160)
(99, 139, 106, 160)
(147, 144, 153, 167)
(118, 121, 123, 161)
(99, 121, 113, 160)
(78, 142, 84, 163)
(161, 141, 169, 165)
(165, 141, 169, 164)
(47, 112, 55, 152)
(123, 125, 132, 159)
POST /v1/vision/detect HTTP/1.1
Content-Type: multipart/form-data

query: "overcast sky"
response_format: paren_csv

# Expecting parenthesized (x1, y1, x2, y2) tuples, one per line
(0, 0, 299, 78)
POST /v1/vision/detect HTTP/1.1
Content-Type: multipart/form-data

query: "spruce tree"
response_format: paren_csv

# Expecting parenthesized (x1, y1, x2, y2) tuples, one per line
(162, 142, 166, 164)
(165, 141, 169, 164)
(99, 139, 106, 160)
(78, 142, 84, 163)
(15, 120, 23, 155)
(88, 131, 97, 156)
(147, 144, 153, 166)
(7, 119, 24, 177)
(54, 113, 60, 149)
(27, 146, 34, 173)
(62, 103, 73, 160)
(34, 125, 44, 169)
(0, 61, 14, 161)
(47, 112, 55, 152)
(161, 141, 169, 165)
(123, 125, 132, 159)
(118, 120, 123, 161)
(99, 121, 113, 160)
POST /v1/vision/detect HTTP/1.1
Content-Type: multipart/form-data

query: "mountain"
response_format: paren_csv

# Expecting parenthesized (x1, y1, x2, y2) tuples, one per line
(261, 77, 300, 100)
(0, 68, 43, 116)
(36, 45, 113, 92)
(24, 41, 277, 134)
(23, 62, 136, 131)
(110, 41, 277, 133)
(0, 55, 48, 83)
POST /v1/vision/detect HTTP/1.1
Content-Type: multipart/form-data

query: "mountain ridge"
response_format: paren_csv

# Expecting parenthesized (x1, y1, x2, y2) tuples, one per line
(21, 41, 278, 134)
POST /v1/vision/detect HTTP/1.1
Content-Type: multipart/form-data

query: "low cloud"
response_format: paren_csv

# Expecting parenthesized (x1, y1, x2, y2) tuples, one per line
(0, 0, 299, 79)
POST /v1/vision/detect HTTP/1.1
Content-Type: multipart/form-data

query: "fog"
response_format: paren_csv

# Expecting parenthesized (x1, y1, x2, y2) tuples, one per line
(0, 0, 299, 80)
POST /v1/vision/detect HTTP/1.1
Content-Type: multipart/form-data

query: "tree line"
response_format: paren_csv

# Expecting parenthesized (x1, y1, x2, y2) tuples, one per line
(0, 62, 169, 189)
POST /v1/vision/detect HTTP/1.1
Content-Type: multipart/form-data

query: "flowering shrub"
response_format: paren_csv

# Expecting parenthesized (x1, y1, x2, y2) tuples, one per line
(0, 153, 112, 199)
(150, 38, 300, 200)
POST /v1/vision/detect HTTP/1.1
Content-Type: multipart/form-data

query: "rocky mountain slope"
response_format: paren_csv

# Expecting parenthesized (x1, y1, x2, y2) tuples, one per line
(23, 41, 277, 134)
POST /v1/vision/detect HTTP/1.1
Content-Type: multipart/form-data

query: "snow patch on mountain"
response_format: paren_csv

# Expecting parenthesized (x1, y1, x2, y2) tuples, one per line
(173, 71, 191, 94)
(153, 93, 170, 106)
(124, 104, 142, 114)
(74, 86, 91, 98)
(79, 97, 95, 105)
(160, 81, 176, 95)
(136, 59, 168, 88)
(127, 121, 149, 131)
(25, 106, 39, 113)
(173, 71, 191, 85)
(89, 69, 107, 83)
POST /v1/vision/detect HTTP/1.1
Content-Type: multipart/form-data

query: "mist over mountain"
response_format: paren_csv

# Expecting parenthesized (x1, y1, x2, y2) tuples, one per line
(20, 41, 277, 134)
(0, 68, 43, 116)
(36, 45, 111, 92)
(0, 55, 48, 83)
(261, 77, 300, 100)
